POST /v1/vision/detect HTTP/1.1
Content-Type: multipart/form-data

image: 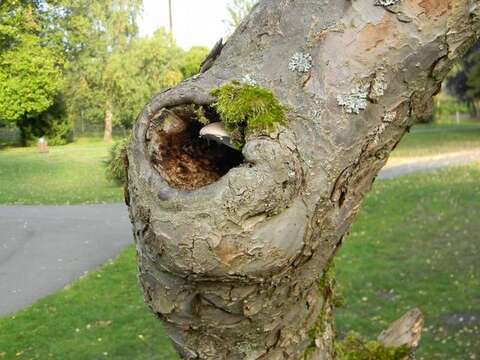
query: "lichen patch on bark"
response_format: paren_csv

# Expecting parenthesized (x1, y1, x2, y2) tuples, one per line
(375, 0, 402, 6)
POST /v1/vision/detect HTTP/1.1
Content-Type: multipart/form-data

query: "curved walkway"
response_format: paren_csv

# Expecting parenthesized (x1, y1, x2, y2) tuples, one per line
(0, 204, 131, 316)
(1, 150, 480, 316)
(378, 149, 480, 179)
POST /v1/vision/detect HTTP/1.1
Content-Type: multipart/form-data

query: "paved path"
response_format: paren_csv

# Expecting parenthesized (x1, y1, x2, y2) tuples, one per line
(1, 150, 480, 317)
(378, 149, 480, 179)
(0, 204, 131, 316)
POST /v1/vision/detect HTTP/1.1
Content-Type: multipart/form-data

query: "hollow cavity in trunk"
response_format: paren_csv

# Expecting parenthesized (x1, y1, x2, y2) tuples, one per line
(147, 104, 244, 190)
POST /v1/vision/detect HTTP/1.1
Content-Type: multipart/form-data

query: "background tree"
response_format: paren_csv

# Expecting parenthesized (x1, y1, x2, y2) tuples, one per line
(446, 41, 480, 118)
(225, 0, 257, 32)
(465, 47, 480, 116)
(126, 1, 480, 359)
(61, 0, 143, 143)
(180, 46, 210, 78)
(0, 1, 65, 145)
(1, 0, 208, 145)
(62, 1, 204, 141)
(103, 29, 186, 130)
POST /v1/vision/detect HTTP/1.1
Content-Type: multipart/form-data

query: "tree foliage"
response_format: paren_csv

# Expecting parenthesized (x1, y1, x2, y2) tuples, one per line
(446, 40, 480, 117)
(63, 1, 208, 135)
(61, 0, 143, 141)
(181, 46, 210, 78)
(225, 0, 258, 32)
(0, 0, 208, 145)
(0, 1, 65, 144)
(66, 27, 205, 132)
(103, 29, 183, 128)
(0, 33, 63, 123)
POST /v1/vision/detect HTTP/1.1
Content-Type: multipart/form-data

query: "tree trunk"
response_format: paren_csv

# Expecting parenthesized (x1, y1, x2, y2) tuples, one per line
(472, 99, 480, 119)
(168, 0, 173, 35)
(126, 1, 479, 359)
(103, 101, 113, 143)
(17, 116, 30, 147)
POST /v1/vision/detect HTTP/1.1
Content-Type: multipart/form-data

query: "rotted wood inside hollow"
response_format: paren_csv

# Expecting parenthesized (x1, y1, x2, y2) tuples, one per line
(147, 105, 244, 191)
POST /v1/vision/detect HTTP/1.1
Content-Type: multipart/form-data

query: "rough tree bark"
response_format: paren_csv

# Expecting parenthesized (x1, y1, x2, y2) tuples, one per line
(126, 1, 479, 359)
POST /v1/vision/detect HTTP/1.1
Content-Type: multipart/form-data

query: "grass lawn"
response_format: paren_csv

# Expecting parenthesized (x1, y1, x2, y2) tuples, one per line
(390, 122, 480, 159)
(336, 162, 480, 360)
(0, 138, 123, 205)
(1, 164, 479, 359)
(0, 247, 178, 360)
(0, 123, 478, 205)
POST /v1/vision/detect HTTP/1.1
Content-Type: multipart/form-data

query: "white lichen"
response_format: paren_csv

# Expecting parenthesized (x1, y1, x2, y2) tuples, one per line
(373, 123, 387, 144)
(375, 0, 401, 6)
(288, 52, 313, 73)
(383, 111, 397, 123)
(371, 112, 397, 144)
(241, 74, 258, 86)
(369, 71, 387, 101)
(336, 85, 369, 114)
(309, 98, 324, 121)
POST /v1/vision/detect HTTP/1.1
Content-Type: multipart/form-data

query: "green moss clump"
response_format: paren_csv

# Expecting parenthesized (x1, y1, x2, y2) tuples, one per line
(192, 105, 210, 125)
(318, 260, 336, 294)
(335, 332, 410, 360)
(211, 81, 286, 148)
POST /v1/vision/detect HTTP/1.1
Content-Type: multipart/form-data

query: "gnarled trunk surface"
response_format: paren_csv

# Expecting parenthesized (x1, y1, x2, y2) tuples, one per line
(126, 1, 479, 359)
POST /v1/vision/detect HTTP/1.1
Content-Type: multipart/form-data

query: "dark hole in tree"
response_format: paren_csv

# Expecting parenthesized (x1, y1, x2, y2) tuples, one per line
(147, 104, 244, 191)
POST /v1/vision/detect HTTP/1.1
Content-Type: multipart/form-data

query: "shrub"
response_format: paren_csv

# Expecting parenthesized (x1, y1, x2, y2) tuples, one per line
(105, 137, 130, 185)
(433, 96, 469, 121)
(17, 95, 74, 146)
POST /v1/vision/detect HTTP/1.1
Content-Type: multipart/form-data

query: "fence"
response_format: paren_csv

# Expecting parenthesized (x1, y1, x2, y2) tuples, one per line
(0, 124, 130, 145)
(72, 123, 131, 139)
(436, 112, 474, 124)
(0, 126, 20, 144)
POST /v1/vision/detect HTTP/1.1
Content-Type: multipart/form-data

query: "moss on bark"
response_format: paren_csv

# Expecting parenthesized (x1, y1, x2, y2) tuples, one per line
(335, 332, 410, 360)
(211, 81, 286, 148)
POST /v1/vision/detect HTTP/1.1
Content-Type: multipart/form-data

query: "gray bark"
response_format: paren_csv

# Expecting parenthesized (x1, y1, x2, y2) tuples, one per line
(126, 1, 480, 359)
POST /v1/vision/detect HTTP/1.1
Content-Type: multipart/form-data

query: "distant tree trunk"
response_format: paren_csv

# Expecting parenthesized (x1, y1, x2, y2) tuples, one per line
(126, 1, 479, 359)
(168, 0, 173, 34)
(103, 101, 113, 143)
(17, 117, 29, 147)
(472, 100, 480, 119)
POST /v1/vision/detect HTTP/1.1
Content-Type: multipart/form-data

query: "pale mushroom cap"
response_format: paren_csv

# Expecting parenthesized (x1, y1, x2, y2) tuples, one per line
(199, 122, 236, 149)
(199, 122, 229, 138)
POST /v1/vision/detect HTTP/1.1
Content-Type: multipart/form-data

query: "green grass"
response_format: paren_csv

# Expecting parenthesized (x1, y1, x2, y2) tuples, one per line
(1, 164, 479, 359)
(0, 247, 178, 360)
(336, 162, 480, 360)
(390, 123, 480, 159)
(0, 138, 123, 205)
(0, 123, 479, 205)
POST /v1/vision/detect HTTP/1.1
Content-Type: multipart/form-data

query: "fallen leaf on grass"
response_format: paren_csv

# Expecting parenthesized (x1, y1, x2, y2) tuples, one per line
(94, 320, 112, 327)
